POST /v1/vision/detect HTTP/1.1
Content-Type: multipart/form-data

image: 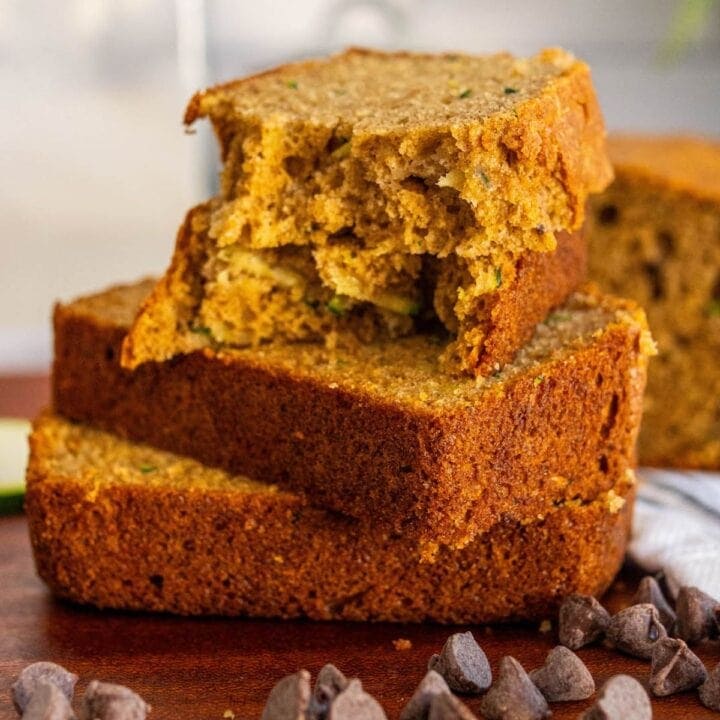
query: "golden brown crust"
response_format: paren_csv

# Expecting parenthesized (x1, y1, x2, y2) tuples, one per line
(56, 281, 651, 553)
(465, 228, 587, 375)
(120, 205, 213, 369)
(26, 413, 634, 623)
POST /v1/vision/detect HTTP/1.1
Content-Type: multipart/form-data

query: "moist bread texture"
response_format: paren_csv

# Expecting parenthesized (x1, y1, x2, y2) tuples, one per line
(123, 47, 611, 374)
(587, 134, 720, 468)
(121, 204, 588, 376)
(55, 280, 653, 555)
(26, 413, 635, 623)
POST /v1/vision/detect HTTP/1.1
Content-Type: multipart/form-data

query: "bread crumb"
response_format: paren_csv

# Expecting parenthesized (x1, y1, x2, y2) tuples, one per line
(539, 619, 552, 633)
(223, 711, 235, 719)
(605, 489, 626, 514)
(393, 638, 413, 651)
(640, 329, 658, 357)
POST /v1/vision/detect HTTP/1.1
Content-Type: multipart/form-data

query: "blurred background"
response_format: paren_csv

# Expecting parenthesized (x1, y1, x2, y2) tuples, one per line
(1, 0, 719, 372)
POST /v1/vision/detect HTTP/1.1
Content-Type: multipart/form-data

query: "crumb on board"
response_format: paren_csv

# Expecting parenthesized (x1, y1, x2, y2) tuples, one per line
(539, 619, 552, 633)
(223, 710, 235, 719)
(393, 638, 413, 651)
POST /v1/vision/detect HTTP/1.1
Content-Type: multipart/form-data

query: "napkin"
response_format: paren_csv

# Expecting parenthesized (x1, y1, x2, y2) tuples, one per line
(630, 468, 720, 600)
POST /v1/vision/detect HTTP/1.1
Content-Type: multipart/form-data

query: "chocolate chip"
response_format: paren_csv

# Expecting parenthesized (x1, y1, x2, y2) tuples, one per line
(649, 637, 707, 696)
(399, 670, 450, 720)
(580, 675, 651, 720)
(606, 603, 667, 659)
(558, 594, 610, 650)
(428, 692, 477, 720)
(310, 663, 350, 718)
(598, 204, 619, 225)
(80, 681, 150, 720)
(632, 576, 676, 632)
(427, 631, 491, 694)
(261, 671, 311, 720)
(315, 664, 348, 698)
(479, 656, 550, 720)
(699, 662, 720, 711)
(675, 586, 719, 644)
(328, 680, 387, 720)
(528, 646, 595, 701)
(12, 662, 78, 714)
(22, 680, 75, 720)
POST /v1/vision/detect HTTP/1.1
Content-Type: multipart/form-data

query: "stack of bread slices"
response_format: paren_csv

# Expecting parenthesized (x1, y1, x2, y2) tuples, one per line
(28, 48, 655, 623)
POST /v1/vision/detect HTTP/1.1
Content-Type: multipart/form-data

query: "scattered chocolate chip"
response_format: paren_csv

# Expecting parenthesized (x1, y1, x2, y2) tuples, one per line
(427, 631, 491, 694)
(528, 646, 595, 701)
(606, 603, 667, 659)
(649, 636, 707, 696)
(80, 681, 150, 720)
(558, 594, 610, 650)
(632, 576, 676, 632)
(598, 204, 619, 226)
(675, 586, 719, 644)
(580, 675, 651, 720)
(261, 671, 311, 720)
(309, 664, 350, 720)
(22, 680, 75, 720)
(328, 679, 387, 720)
(12, 662, 79, 714)
(399, 670, 450, 720)
(699, 662, 720, 711)
(315, 664, 349, 702)
(428, 692, 477, 720)
(479, 656, 550, 720)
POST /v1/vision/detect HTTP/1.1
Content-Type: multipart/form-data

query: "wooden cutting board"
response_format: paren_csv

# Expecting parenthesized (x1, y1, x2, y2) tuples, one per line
(0, 375, 717, 719)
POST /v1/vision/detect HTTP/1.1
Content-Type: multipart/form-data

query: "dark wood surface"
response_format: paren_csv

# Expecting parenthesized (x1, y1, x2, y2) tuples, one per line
(1, 375, 718, 719)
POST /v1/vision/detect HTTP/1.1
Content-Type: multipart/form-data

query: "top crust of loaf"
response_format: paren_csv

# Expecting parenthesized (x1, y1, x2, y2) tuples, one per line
(609, 134, 720, 203)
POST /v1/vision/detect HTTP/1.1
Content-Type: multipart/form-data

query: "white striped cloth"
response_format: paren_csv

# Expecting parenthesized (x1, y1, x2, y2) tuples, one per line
(630, 469, 720, 600)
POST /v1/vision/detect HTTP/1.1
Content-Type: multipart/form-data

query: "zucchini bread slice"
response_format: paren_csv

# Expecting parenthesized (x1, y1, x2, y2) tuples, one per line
(54, 280, 653, 556)
(122, 47, 611, 375)
(121, 203, 587, 376)
(27, 413, 635, 623)
(587, 135, 720, 468)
